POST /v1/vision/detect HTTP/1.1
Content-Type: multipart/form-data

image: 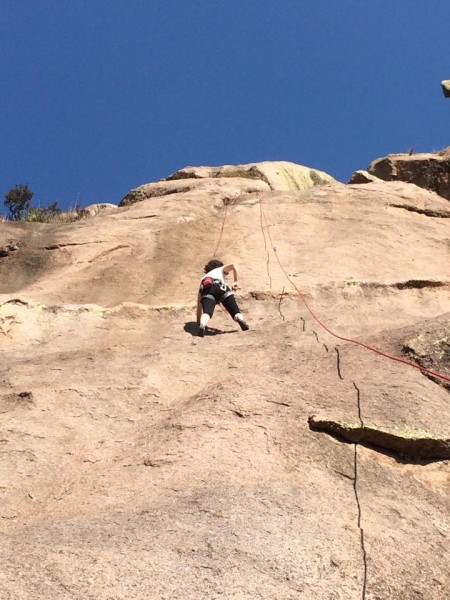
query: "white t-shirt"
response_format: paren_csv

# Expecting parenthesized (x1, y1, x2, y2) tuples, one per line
(201, 266, 226, 286)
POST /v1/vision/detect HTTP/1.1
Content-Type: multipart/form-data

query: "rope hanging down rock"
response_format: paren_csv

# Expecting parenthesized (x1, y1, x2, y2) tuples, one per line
(258, 194, 450, 384)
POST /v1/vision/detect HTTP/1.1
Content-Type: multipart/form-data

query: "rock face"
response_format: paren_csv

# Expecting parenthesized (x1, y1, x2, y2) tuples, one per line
(120, 160, 335, 206)
(1, 163, 449, 599)
(368, 152, 450, 200)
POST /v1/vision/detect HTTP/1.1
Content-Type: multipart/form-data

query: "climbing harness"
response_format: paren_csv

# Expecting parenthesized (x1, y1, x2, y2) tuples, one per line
(200, 276, 214, 290)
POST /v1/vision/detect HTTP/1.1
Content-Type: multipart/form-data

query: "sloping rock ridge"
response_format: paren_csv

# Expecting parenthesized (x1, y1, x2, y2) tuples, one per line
(1, 160, 449, 600)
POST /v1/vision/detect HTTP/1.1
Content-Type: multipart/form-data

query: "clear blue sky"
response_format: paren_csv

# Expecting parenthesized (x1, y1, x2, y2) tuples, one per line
(1, 1, 449, 212)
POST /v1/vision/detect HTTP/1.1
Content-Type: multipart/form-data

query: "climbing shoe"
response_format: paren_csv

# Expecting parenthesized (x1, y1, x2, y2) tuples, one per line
(237, 318, 249, 331)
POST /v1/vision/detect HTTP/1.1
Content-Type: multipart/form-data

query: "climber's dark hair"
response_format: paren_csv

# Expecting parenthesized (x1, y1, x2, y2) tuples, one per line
(204, 259, 224, 273)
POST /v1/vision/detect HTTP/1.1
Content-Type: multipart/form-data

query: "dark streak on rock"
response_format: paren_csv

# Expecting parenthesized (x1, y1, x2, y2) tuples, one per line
(389, 203, 450, 218)
(333, 469, 354, 481)
(266, 399, 291, 407)
(348, 280, 450, 291)
(0, 391, 34, 414)
(394, 280, 447, 290)
(232, 409, 246, 418)
(127, 214, 159, 220)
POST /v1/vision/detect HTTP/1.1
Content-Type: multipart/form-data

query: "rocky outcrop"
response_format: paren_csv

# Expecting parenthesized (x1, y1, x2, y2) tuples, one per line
(0, 239, 20, 257)
(441, 79, 450, 98)
(165, 160, 336, 190)
(348, 170, 383, 184)
(121, 161, 336, 206)
(368, 152, 450, 200)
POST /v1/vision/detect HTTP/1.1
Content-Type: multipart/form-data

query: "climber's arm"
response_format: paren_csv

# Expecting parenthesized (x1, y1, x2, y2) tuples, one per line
(223, 263, 238, 281)
(223, 264, 239, 290)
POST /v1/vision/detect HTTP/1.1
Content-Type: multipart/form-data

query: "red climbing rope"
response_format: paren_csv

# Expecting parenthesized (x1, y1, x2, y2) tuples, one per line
(212, 202, 228, 258)
(258, 195, 450, 384)
(210, 201, 230, 314)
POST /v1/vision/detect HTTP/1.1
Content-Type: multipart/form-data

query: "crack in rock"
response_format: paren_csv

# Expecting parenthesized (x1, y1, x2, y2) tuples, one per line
(43, 241, 108, 250)
(335, 347, 343, 380)
(88, 244, 129, 263)
(277, 288, 286, 321)
(1, 298, 29, 307)
(126, 214, 159, 220)
(248, 290, 296, 301)
(346, 280, 449, 291)
(308, 416, 450, 460)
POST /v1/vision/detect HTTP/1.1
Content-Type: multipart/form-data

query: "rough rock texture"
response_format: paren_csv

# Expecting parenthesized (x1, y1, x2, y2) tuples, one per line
(121, 160, 335, 206)
(0, 239, 20, 257)
(403, 324, 450, 391)
(78, 203, 118, 218)
(368, 152, 450, 200)
(1, 164, 449, 599)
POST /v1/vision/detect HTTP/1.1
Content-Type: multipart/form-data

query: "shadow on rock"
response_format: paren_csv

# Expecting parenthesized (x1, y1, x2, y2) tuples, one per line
(184, 321, 238, 337)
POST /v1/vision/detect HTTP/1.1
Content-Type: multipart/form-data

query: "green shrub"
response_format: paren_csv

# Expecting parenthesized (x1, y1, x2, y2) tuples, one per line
(25, 201, 62, 223)
(4, 184, 33, 220)
(4, 184, 83, 223)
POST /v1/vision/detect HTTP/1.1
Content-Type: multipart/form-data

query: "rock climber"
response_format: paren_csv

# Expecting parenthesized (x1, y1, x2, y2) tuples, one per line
(196, 259, 249, 337)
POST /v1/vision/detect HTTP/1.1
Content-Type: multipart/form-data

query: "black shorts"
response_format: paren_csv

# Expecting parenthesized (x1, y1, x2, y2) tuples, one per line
(200, 283, 240, 318)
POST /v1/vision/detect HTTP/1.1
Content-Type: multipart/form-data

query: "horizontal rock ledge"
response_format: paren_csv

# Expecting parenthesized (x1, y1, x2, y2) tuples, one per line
(308, 416, 450, 460)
